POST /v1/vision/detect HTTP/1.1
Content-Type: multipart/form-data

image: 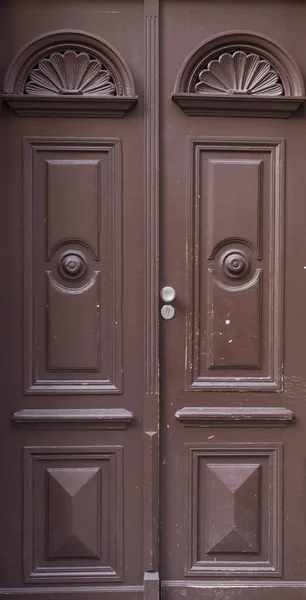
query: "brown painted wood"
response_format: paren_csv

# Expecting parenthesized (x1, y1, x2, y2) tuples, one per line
(175, 406, 293, 427)
(159, 1, 306, 597)
(1, 1, 306, 599)
(0, 1, 146, 596)
(12, 409, 134, 429)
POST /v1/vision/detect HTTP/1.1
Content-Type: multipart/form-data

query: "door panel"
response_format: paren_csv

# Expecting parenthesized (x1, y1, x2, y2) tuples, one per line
(25, 137, 123, 393)
(185, 139, 283, 390)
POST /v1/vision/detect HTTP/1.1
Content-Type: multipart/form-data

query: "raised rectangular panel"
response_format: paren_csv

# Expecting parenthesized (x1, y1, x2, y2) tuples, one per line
(207, 270, 262, 368)
(47, 160, 100, 259)
(186, 139, 284, 391)
(186, 443, 283, 577)
(23, 446, 123, 583)
(24, 138, 122, 393)
(207, 159, 262, 258)
(46, 272, 101, 371)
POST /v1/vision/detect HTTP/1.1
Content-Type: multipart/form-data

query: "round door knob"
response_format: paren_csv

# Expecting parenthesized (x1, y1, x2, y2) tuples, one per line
(160, 286, 176, 302)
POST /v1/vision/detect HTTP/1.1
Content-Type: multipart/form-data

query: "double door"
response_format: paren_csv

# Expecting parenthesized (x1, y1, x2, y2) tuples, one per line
(1, 1, 306, 599)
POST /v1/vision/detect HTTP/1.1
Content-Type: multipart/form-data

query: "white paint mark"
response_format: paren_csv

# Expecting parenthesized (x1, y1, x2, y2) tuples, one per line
(228, 339, 233, 343)
(208, 435, 215, 439)
(225, 319, 230, 324)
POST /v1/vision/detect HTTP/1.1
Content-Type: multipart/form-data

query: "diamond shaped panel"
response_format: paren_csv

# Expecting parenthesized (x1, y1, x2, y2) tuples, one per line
(206, 463, 260, 554)
(48, 467, 100, 558)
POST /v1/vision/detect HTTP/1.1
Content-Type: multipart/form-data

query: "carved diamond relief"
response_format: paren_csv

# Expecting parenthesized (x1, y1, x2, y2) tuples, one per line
(23, 445, 123, 583)
(206, 464, 260, 554)
(47, 467, 100, 558)
(26, 51, 116, 96)
(186, 443, 283, 577)
(195, 52, 284, 96)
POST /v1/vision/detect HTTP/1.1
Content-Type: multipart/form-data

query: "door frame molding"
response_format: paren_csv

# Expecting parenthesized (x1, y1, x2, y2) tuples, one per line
(143, 1, 160, 599)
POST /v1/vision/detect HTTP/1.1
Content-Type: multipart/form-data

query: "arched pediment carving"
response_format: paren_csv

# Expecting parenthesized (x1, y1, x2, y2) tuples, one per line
(2, 30, 138, 117)
(172, 32, 305, 117)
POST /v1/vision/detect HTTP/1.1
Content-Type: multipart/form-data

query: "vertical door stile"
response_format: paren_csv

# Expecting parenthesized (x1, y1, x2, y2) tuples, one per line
(143, 1, 160, 600)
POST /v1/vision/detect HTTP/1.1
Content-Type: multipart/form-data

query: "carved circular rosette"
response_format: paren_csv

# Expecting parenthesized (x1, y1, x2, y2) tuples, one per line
(221, 250, 249, 280)
(58, 250, 87, 280)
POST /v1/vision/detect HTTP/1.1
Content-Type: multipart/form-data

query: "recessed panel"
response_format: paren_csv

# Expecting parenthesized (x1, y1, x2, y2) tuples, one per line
(24, 446, 123, 583)
(186, 443, 282, 577)
(24, 138, 122, 393)
(187, 139, 284, 391)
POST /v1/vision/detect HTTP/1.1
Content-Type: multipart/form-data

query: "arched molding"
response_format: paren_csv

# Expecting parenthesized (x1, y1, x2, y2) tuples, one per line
(2, 30, 138, 117)
(172, 31, 305, 117)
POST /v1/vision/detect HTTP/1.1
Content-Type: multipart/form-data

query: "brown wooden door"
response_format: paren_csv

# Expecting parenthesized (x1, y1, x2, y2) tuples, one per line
(1, 1, 306, 600)
(159, 3, 306, 600)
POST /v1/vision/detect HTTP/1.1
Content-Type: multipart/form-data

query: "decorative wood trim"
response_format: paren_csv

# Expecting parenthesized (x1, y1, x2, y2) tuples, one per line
(172, 93, 304, 118)
(23, 137, 123, 394)
(3, 95, 137, 118)
(143, 0, 160, 593)
(23, 446, 123, 583)
(172, 32, 305, 118)
(12, 409, 133, 429)
(143, 432, 159, 568)
(2, 30, 137, 118)
(144, 5, 159, 398)
(186, 443, 283, 577)
(144, 567, 160, 600)
(0, 587, 144, 598)
(186, 138, 284, 391)
(160, 581, 306, 600)
(175, 406, 293, 427)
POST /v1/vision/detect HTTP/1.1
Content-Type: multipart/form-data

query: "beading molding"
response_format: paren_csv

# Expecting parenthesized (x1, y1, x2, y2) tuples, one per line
(2, 30, 137, 117)
(172, 31, 305, 117)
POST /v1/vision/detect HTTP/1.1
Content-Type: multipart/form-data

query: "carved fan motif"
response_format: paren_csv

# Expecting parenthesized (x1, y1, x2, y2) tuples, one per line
(195, 51, 284, 96)
(25, 50, 116, 96)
